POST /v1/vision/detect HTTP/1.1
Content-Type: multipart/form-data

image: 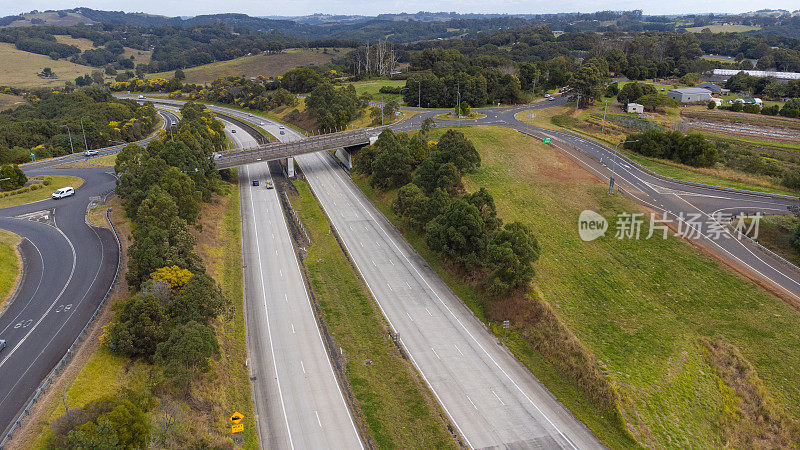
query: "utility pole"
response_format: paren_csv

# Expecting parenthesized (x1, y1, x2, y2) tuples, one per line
(456, 82, 461, 118)
(61, 125, 74, 154)
(601, 99, 610, 133)
(80, 116, 89, 151)
(575, 93, 581, 112)
(418, 80, 421, 109)
(609, 139, 638, 195)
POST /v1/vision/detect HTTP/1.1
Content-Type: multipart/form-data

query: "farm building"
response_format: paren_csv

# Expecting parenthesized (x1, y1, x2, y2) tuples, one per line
(668, 88, 713, 103)
(733, 98, 763, 106)
(695, 82, 727, 94)
(626, 103, 644, 113)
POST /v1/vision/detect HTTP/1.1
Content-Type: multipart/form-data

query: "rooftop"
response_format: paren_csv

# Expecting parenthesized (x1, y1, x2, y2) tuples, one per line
(669, 88, 713, 94)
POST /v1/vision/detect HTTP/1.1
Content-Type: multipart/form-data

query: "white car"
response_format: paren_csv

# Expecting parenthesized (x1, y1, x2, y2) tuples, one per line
(52, 187, 75, 199)
(138, 95, 145, 99)
(84, 150, 99, 157)
(279, 125, 285, 129)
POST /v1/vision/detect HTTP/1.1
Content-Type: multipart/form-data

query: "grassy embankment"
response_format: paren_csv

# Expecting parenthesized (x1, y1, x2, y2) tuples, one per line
(0, 92, 26, 111)
(355, 125, 800, 447)
(745, 214, 800, 266)
(88, 154, 117, 166)
(288, 179, 459, 448)
(0, 175, 84, 208)
(348, 78, 406, 103)
(25, 175, 257, 448)
(149, 48, 343, 85)
(515, 106, 797, 195)
(0, 229, 22, 310)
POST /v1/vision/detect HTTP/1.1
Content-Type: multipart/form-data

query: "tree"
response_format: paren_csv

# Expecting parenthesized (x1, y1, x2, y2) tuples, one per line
(174, 68, 185, 80)
(780, 98, 800, 118)
(0, 164, 27, 190)
(707, 100, 717, 110)
(569, 59, 608, 107)
(679, 72, 701, 85)
(168, 273, 229, 325)
(158, 167, 202, 223)
(63, 420, 119, 450)
(466, 188, 501, 231)
(393, 183, 431, 229)
(425, 199, 488, 269)
(420, 117, 435, 135)
(455, 101, 471, 117)
(413, 158, 462, 196)
(150, 266, 193, 293)
(433, 129, 480, 173)
(155, 321, 220, 389)
(485, 222, 540, 295)
(637, 93, 678, 112)
(617, 82, 657, 105)
(108, 294, 170, 358)
(96, 400, 150, 449)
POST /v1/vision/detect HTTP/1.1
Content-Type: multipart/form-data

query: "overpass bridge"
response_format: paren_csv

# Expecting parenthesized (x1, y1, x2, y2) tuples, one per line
(215, 125, 383, 169)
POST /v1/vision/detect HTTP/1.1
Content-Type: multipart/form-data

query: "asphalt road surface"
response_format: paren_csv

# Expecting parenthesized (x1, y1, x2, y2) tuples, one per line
(226, 120, 362, 449)
(0, 110, 176, 439)
(138, 97, 800, 446)
(218, 111, 600, 448)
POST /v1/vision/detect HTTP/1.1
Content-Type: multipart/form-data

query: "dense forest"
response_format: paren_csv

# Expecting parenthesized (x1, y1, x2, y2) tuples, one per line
(0, 89, 158, 164)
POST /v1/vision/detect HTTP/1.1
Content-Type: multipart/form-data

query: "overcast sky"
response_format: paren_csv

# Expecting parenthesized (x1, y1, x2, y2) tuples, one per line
(3, 1, 799, 18)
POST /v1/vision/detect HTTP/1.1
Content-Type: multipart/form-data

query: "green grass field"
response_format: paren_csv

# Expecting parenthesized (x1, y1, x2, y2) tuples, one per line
(149, 48, 344, 85)
(0, 175, 84, 208)
(348, 79, 405, 103)
(356, 126, 800, 447)
(0, 43, 98, 88)
(748, 215, 800, 266)
(0, 93, 26, 111)
(88, 154, 117, 166)
(289, 180, 458, 449)
(0, 229, 21, 310)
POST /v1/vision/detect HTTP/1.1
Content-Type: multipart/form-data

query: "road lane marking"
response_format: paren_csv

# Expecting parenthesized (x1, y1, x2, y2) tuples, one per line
(300, 360, 306, 374)
(425, 308, 432, 316)
(406, 312, 413, 321)
(431, 348, 441, 360)
(291, 323, 295, 334)
(245, 165, 295, 450)
(315, 410, 322, 428)
(454, 344, 464, 356)
(387, 283, 393, 291)
(492, 390, 506, 406)
(466, 395, 478, 410)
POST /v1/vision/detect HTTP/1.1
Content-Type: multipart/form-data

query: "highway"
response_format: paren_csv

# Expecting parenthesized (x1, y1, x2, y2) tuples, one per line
(0, 110, 177, 440)
(214, 108, 600, 448)
(225, 120, 363, 448)
(138, 97, 800, 446)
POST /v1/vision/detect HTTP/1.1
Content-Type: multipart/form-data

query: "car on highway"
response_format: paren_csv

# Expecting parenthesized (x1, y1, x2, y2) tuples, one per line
(280, 130, 285, 135)
(138, 95, 145, 99)
(252, 180, 259, 186)
(52, 187, 75, 199)
(544, 93, 551, 98)
(279, 125, 285, 129)
(84, 150, 99, 157)
(260, 122, 265, 126)
(231, 129, 236, 133)
(266, 180, 274, 189)
(0, 339, 6, 353)
(548, 96, 557, 101)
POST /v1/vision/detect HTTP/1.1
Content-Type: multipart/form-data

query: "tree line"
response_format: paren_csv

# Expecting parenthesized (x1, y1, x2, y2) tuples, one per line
(0, 89, 158, 164)
(356, 124, 540, 295)
(47, 102, 232, 447)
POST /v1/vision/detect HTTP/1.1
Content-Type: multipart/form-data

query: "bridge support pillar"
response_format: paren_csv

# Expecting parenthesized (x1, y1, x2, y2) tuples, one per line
(334, 147, 353, 169)
(286, 157, 295, 178)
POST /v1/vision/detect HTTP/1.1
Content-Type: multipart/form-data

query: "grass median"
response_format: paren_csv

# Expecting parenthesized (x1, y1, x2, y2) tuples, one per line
(0, 229, 21, 310)
(0, 175, 84, 208)
(356, 125, 800, 447)
(289, 179, 458, 449)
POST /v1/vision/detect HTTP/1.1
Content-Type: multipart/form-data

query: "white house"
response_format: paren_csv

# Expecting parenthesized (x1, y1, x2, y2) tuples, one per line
(668, 88, 713, 103)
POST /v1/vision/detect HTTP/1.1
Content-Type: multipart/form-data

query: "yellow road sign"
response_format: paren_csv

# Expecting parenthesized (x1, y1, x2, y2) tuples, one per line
(231, 423, 244, 433)
(230, 411, 244, 424)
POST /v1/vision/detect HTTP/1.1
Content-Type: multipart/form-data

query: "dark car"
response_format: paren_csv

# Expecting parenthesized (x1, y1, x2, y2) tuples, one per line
(252, 180, 259, 186)
(0, 339, 6, 353)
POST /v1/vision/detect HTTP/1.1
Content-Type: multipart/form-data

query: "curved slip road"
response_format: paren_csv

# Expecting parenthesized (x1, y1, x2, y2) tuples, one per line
(0, 110, 177, 440)
(225, 120, 363, 449)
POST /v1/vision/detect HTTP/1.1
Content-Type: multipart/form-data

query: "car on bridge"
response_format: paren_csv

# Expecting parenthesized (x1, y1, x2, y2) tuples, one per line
(52, 187, 75, 199)
(252, 180, 259, 186)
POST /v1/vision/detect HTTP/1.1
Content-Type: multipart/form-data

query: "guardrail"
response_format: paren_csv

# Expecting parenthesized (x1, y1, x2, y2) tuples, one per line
(0, 208, 122, 449)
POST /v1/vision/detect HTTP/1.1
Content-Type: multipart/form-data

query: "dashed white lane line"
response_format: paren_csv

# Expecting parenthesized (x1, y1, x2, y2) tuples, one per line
(291, 323, 295, 333)
(431, 347, 441, 360)
(454, 344, 464, 356)
(406, 312, 413, 321)
(387, 283, 393, 291)
(315, 410, 322, 428)
(425, 307, 433, 316)
(371, 259, 376, 267)
(466, 395, 478, 410)
(492, 390, 506, 406)
(300, 361, 306, 374)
